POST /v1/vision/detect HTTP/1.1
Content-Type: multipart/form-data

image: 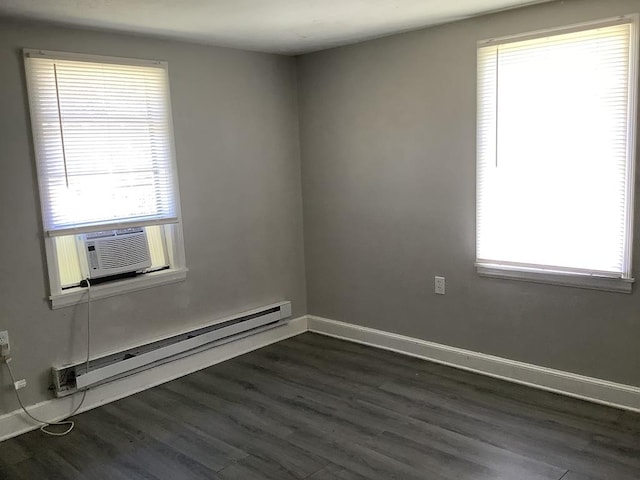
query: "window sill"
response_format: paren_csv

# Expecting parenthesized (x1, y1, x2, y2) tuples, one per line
(50, 267, 188, 309)
(476, 264, 634, 293)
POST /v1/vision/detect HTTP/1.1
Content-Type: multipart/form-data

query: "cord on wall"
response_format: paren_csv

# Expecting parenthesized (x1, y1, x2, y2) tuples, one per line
(1, 279, 93, 436)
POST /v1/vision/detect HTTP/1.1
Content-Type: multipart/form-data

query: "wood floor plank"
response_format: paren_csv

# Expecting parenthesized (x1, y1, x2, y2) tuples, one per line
(285, 335, 625, 434)
(0, 455, 79, 480)
(102, 399, 246, 472)
(192, 367, 386, 447)
(0, 332, 638, 480)
(143, 387, 329, 479)
(291, 334, 623, 424)
(217, 454, 305, 480)
(259, 338, 618, 447)
(209, 360, 387, 437)
(0, 438, 30, 466)
(306, 463, 370, 480)
(619, 410, 640, 433)
(285, 428, 434, 480)
(360, 401, 565, 480)
(403, 393, 640, 479)
(560, 471, 601, 480)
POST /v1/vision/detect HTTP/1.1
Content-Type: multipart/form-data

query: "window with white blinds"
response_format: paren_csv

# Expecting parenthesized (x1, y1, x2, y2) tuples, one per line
(476, 17, 638, 291)
(23, 50, 187, 307)
(24, 50, 179, 236)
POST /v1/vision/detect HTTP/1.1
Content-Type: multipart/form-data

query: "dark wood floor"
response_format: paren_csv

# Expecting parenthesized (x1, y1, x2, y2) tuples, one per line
(0, 333, 638, 479)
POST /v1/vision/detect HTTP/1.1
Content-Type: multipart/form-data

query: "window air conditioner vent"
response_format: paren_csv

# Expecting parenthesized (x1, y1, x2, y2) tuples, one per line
(83, 227, 151, 279)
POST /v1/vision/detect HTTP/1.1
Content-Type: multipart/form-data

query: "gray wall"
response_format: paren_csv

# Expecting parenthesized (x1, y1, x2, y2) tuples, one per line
(298, 0, 640, 387)
(0, 20, 306, 414)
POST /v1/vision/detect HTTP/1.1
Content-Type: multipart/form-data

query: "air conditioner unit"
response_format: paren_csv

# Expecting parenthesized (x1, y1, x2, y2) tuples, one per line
(81, 227, 151, 279)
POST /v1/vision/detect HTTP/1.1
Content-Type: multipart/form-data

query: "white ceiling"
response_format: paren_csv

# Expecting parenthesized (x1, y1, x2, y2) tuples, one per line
(0, 0, 552, 55)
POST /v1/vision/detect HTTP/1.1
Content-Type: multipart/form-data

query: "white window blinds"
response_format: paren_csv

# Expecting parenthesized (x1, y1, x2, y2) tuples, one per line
(24, 50, 179, 236)
(477, 19, 637, 279)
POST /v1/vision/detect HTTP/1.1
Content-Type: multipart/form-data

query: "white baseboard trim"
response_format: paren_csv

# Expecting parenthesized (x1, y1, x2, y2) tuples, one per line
(307, 315, 640, 413)
(0, 315, 307, 442)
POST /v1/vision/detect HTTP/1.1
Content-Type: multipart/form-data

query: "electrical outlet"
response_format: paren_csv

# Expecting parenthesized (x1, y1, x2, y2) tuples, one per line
(0, 330, 10, 357)
(435, 276, 446, 295)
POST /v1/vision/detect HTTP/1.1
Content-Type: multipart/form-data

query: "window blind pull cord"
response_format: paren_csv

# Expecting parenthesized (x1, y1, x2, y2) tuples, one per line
(495, 45, 500, 169)
(1, 279, 92, 436)
(53, 63, 70, 188)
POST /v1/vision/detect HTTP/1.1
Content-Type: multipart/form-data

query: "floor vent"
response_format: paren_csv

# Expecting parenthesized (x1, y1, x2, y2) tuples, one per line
(52, 301, 291, 397)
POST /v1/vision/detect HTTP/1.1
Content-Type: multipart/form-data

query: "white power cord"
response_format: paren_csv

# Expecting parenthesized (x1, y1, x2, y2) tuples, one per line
(1, 279, 92, 436)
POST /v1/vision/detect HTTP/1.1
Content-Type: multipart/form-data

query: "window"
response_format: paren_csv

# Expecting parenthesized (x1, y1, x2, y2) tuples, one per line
(476, 17, 639, 293)
(24, 50, 187, 307)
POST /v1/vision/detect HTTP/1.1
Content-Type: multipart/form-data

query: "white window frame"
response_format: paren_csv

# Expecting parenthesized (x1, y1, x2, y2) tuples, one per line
(24, 50, 187, 308)
(476, 15, 639, 293)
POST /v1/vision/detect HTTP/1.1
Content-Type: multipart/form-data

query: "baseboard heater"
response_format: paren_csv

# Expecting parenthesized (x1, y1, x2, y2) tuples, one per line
(51, 301, 292, 397)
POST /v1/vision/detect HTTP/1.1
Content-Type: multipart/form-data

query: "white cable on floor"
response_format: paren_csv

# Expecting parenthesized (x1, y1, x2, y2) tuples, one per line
(1, 279, 92, 436)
